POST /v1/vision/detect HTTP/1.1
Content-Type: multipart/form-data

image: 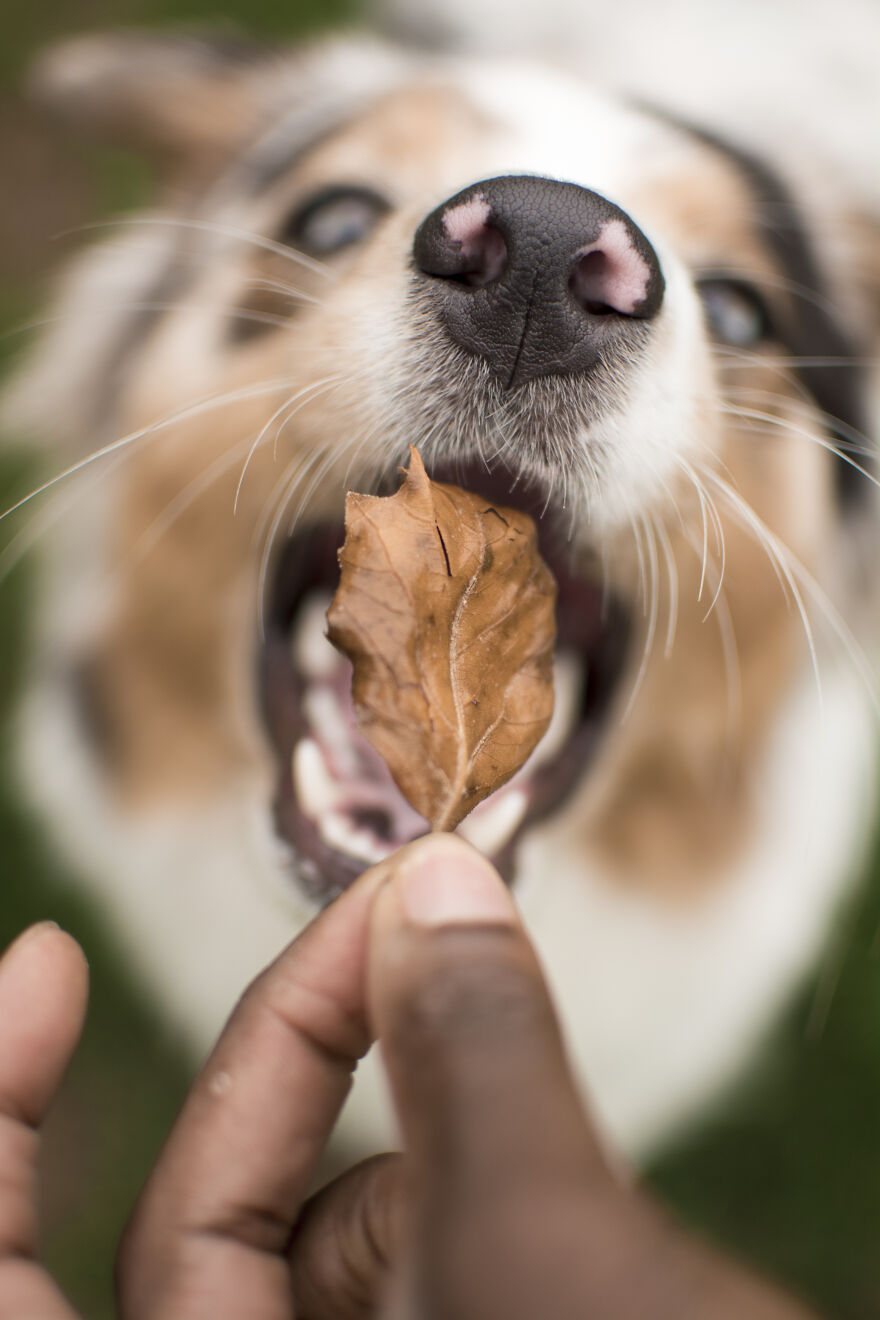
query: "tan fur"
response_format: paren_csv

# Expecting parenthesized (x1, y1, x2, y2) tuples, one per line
(281, 84, 494, 199)
(630, 146, 782, 284)
(570, 157, 840, 893)
(8, 33, 880, 1164)
(585, 423, 830, 894)
(72, 77, 856, 904)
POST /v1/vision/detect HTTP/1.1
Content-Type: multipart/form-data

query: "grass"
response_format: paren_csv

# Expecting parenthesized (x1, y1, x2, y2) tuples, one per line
(2, 4, 880, 1316)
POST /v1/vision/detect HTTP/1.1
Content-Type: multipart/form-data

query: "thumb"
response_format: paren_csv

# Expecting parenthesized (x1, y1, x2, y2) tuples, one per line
(367, 834, 611, 1210)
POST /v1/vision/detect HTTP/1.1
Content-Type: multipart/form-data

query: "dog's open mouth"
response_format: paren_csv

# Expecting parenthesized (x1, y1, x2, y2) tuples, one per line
(260, 460, 630, 901)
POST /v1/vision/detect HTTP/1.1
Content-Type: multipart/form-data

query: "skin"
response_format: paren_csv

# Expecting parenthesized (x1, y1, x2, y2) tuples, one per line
(0, 834, 819, 1319)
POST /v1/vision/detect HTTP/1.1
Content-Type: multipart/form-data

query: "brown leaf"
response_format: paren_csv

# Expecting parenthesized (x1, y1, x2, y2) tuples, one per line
(326, 448, 557, 832)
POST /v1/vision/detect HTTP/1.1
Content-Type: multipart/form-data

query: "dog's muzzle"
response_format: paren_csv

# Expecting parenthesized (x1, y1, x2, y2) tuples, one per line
(413, 174, 665, 389)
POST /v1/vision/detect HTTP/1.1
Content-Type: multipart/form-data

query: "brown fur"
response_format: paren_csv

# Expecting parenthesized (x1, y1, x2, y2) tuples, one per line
(12, 41, 876, 911)
(79, 114, 837, 905)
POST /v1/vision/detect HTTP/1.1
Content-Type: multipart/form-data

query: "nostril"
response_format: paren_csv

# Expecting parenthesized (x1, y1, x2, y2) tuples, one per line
(442, 196, 508, 287)
(414, 193, 509, 288)
(455, 225, 507, 288)
(413, 175, 665, 386)
(569, 219, 656, 318)
(569, 251, 618, 316)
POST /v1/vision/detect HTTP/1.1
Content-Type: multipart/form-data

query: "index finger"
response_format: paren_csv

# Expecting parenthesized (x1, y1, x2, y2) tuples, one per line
(0, 923, 88, 1320)
(117, 858, 393, 1320)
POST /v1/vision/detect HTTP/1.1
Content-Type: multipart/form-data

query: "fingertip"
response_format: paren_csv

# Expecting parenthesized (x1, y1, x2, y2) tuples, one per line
(366, 833, 535, 1082)
(0, 923, 89, 1126)
(43, 925, 91, 1003)
(2, 920, 61, 957)
(1, 924, 90, 1016)
(1, 921, 89, 983)
(372, 833, 517, 935)
(367, 833, 524, 1043)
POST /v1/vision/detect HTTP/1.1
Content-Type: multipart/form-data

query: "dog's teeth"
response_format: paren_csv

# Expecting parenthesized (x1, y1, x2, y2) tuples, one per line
(292, 737, 340, 816)
(294, 738, 398, 863)
(303, 688, 360, 775)
(291, 592, 338, 679)
(296, 857, 321, 884)
(457, 787, 527, 855)
(318, 810, 393, 864)
(527, 650, 583, 770)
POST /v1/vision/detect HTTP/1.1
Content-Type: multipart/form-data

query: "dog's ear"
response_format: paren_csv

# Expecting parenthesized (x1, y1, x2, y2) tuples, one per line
(28, 31, 288, 181)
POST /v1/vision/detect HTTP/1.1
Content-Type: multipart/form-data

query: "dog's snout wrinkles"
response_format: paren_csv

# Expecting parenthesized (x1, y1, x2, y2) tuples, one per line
(413, 175, 664, 388)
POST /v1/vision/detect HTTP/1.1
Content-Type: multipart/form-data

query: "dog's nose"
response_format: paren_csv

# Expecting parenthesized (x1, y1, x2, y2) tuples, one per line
(413, 175, 664, 388)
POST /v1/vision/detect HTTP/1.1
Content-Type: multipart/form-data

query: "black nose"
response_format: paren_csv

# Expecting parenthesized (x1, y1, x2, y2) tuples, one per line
(413, 175, 664, 388)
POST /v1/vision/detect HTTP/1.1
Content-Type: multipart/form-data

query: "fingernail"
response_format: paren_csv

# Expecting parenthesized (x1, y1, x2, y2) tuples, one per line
(396, 835, 516, 927)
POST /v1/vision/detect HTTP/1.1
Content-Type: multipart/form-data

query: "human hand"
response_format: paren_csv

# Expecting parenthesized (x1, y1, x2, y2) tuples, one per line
(0, 921, 89, 1319)
(1, 837, 820, 1318)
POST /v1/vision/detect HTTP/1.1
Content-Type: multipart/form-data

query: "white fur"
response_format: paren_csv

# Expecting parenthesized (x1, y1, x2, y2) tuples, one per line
(1, 224, 175, 448)
(18, 670, 304, 1054)
(19, 630, 876, 1158)
(7, 29, 880, 1168)
(378, 0, 880, 212)
(522, 661, 877, 1152)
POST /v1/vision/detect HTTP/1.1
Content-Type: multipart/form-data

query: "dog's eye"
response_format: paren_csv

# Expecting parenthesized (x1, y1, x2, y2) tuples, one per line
(697, 279, 769, 348)
(283, 186, 391, 256)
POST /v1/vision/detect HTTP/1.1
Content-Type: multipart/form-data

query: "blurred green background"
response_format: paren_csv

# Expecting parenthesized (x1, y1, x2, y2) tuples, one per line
(1, 3, 879, 1316)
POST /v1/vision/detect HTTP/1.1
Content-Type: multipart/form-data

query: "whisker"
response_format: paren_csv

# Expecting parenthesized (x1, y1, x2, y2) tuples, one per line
(4, 300, 312, 339)
(1, 378, 299, 523)
(0, 452, 129, 583)
(705, 566, 743, 750)
(272, 369, 377, 464)
(628, 502, 648, 611)
(674, 456, 727, 614)
(702, 466, 805, 613)
(243, 276, 321, 305)
(653, 512, 679, 657)
(620, 508, 660, 722)
(0, 314, 60, 344)
(286, 447, 350, 537)
(125, 436, 258, 569)
(233, 375, 344, 513)
(653, 458, 741, 742)
(694, 264, 846, 321)
(719, 402, 880, 491)
(643, 512, 661, 658)
(337, 419, 393, 502)
(63, 216, 332, 279)
(255, 447, 332, 636)
(721, 384, 876, 456)
(697, 465, 880, 715)
(712, 345, 876, 371)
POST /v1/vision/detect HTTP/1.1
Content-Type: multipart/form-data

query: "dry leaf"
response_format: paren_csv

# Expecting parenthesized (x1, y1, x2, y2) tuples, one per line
(326, 448, 557, 831)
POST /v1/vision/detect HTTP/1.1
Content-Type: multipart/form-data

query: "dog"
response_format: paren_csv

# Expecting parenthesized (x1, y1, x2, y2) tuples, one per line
(3, 12, 880, 1161)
